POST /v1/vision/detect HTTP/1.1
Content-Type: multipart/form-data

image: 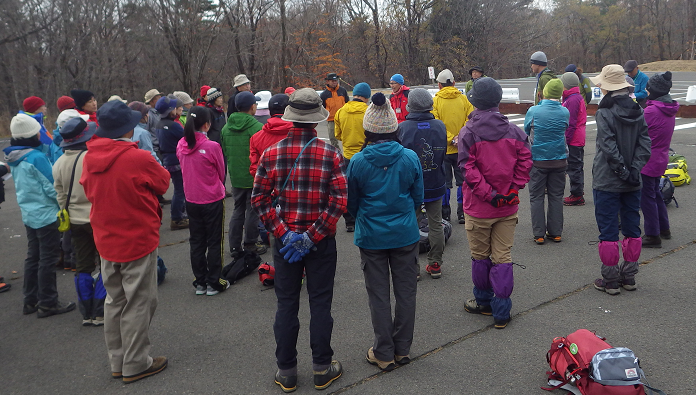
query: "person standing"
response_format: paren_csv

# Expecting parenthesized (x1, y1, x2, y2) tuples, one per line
(565, 64, 593, 105)
(388, 73, 410, 123)
(464, 66, 486, 93)
(249, 94, 292, 177)
(228, 74, 252, 114)
(320, 73, 349, 151)
(624, 60, 649, 107)
(251, 88, 346, 393)
(81, 100, 170, 383)
(204, 88, 227, 146)
(173, 91, 195, 126)
(128, 101, 162, 164)
(398, 88, 447, 279)
(560, 72, 588, 206)
(530, 51, 556, 105)
(156, 96, 189, 230)
(71, 90, 100, 125)
(348, 92, 423, 371)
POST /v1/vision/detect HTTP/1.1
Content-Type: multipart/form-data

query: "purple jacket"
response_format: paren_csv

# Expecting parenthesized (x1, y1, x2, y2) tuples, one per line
(457, 108, 532, 219)
(641, 99, 679, 177)
(562, 87, 586, 147)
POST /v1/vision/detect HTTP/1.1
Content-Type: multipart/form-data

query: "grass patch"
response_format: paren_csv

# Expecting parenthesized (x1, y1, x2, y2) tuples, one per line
(639, 60, 696, 72)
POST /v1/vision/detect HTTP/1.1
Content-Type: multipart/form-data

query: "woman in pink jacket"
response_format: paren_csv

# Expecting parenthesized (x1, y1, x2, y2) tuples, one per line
(176, 106, 229, 296)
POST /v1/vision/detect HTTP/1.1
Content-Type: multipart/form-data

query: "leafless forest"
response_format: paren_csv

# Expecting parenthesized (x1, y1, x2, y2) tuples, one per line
(1, 0, 695, 122)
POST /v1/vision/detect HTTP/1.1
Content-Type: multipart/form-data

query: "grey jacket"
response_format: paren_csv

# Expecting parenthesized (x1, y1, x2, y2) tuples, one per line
(592, 92, 651, 192)
(146, 107, 161, 150)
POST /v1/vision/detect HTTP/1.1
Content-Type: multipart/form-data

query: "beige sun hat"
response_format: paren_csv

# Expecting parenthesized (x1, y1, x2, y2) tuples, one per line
(108, 95, 127, 103)
(233, 74, 251, 88)
(590, 65, 630, 91)
(281, 88, 329, 123)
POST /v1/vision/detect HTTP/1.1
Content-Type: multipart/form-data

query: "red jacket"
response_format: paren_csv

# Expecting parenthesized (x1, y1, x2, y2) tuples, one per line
(389, 86, 410, 123)
(78, 109, 98, 126)
(249, 115, 292, 176)
(80, 137, 170, 262)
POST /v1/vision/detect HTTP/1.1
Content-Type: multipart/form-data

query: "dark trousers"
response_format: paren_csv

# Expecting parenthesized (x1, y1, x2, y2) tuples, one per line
(72, 223, 98, 274)
(187, 199, 224, 289)
(444, 153, 464, 216)
(529, 166, 566, 237)
(343, 158, 355, 226)
(24, 221, 60, 307)
(567, 146, 584, 196)
(229, 187, 260, 250)
(169, 170, 186, 221)
(640, 174, 669, 236)
(593, 189, 641, 241)
(273, 236, 337, 370)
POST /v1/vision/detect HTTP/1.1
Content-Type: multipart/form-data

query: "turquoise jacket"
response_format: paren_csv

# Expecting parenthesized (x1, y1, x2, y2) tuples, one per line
(347, 141, 423, 250)
(3, 146, 60, 229)
(524, 100, 570, 162)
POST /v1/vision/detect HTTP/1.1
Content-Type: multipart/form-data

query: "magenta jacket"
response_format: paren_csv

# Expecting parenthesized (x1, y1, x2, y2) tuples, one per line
(562, 87, 587, 147)
(457, 108, 532, 219)
(176, 132, 226, 204)
(641, 98, 679, 177)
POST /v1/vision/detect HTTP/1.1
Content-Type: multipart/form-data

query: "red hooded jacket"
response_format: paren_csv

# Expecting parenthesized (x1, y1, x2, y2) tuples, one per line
(389, 86, 410, 123)
(249, 115, 293, 176)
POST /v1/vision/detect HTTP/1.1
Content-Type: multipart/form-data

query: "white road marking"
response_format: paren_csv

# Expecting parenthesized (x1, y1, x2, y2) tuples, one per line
(674, 122, 696, 131)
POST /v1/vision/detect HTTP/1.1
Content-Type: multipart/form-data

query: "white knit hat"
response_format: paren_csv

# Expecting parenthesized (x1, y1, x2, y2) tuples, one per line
(56, 109, 90, 129)
(10, 113, 41, 139)
(172, 91, 194, 105)
(362, 92, 398, 134)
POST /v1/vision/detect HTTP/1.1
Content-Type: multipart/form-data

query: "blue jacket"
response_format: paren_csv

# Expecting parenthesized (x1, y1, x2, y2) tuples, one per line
(3, 146, 60, 228)
(397, 112, 447, 202)
(133, 123, 162, 164)
(347, 141, 423, 250)
(48, 127, 64, 164)
(633, 70, 649, 101)
(524, 100, 569, 162)
(156, 118, 185, 167)
(19, 111, 52, 145)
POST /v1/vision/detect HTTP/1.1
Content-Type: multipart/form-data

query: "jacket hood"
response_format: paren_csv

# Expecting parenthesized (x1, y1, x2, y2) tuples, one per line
(608, 95, 644, 125)
(343, 100, 368, 114)
(226, 112, 260, 132)
(562, 86, 581, 100)
(84, 137, 138, 173)
(178, 132, 209, 155)
(646, 98, 679, 117)
(262, 116, 293, 135)
(467, 108, 513, 141)
(405, 112, 435, 121)
(435, 86, 463, 99)
(3, 146, 35, 165)
(362, 141, 405, 167)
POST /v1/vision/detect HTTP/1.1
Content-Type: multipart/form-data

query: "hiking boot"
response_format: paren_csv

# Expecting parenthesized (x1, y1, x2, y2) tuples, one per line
(314, 360, 343, 390)
(494, 317, 511, 329)
(112, 372, 123, 379)
(545, 233, 562, 243)
(621, 278, 637, 291)
(244, 242, 267, 255)
(563, 195, 585, 206)
(442, 205, 451, 222)
(660, 229, 672, 240)
(23, 303, 38, 315)
(642, 235, 662, 248)
(195, 284, 206, 295)
(534, 237, 545, 245)
(92, 316, 104, 326)
(274, 370, 297, 393)
(594, 278, 620, 295)
(123, 356, 168, 383)
(37, 300, 76, 318)
(170, 219, 189, 231)
(464, 298, 493, 315)
(426, 262, 442, 279)
(366, 348, 396, 371)
(395, 355, 411, 365)
(458, 213, 466, 224)
(82, 317, 93, 326)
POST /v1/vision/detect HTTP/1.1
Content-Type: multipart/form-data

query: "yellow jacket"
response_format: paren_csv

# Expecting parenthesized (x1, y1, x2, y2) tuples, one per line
(334, 100, 368, 160)
(432, 86, 474, 154)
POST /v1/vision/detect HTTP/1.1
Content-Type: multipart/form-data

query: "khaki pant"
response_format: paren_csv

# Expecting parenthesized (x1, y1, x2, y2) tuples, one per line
(327, 121, 342, 153)
(422, 200, 444, 265)
(464, 213, 518, 264)
(101, 249, 158, 376)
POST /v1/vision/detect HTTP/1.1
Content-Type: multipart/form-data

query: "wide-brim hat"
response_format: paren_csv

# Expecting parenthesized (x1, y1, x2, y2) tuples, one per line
(233, 74, 251, 87)
(60, 118, 96, 147)
(282, 88, 329, 123)
(96, 101, 142, 139)
(590, 64, 630, 91)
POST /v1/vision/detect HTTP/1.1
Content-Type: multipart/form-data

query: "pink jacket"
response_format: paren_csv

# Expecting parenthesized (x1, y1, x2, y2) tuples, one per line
(562, 87, 586, 147)
(176, 132, 226, 204)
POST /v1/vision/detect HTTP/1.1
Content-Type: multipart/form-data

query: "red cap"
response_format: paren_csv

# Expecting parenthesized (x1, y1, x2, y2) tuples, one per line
(200, 85, 211, 99)
(23, 96, 46, 113)
(284, 87, 296, 95)
(56, 96, 76, 112)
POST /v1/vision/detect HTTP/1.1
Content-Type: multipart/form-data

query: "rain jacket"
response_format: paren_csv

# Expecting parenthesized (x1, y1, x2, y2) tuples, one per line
(249, 115, 292, 176)
(133, 123, 161, 164)
(206, 105, 227, 144)
(535, 68, 557, 105)
(347, 141, 423, 250)
(49, 127, 64, 163)
(334, 100, 368, 160)
(524, 100, 569, 163)
(389, 86, 410, 123)
(432, 86, 474, 155)
(3, 145, 60, 228)
(579, 75, 593, 104)
(320, 85, 349, 121)
(641, 96, 679, 177)
(457, 108, 532, 219)
(80, 137, 170, 262)
(562, 87, 587, 147)
(53, 149, 90, 225)
(465, 76, 487, 93)
(176, 132, 226, 204)
(77, 109, 98, 126)
(19, 111, 52, 145)
(221, 111, 263, 188)
(146, 107, 160, 149)
(632, 70, 649, 101)
(156, 118, 185, 167)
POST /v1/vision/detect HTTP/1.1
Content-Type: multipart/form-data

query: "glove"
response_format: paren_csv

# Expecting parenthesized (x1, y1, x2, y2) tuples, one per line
(616, 166, 630, 181)
(279, 232, 315, 263)
(280, 230, 299, 246)
(503, 189, 520, 205)
(490, 193, 506, 208)
(627, 168, 641, 187)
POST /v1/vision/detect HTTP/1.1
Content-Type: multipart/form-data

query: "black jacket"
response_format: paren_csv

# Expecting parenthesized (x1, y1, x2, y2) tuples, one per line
(207, 106, 227, 145)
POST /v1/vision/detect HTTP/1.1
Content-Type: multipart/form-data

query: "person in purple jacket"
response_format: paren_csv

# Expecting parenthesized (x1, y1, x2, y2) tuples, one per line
(640, 71, 679, 249)
(560, 72, 587, 206)
(458, 78, 532, 329)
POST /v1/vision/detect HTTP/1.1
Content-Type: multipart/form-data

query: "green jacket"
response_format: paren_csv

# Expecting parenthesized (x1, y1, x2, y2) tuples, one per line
(579, 76, 592, 105)
(464, 76, 487, 93)
(220, 112, 263, 188)
(535, 68, 556, 105)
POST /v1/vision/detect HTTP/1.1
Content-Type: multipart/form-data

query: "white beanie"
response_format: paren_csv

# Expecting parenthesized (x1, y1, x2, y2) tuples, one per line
(57, 109, 90, 130)
(11, 113, 41, 139)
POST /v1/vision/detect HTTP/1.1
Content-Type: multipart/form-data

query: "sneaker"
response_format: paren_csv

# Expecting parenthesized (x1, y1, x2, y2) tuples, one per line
(534, 237, 545, 245)
(274, 370, 297, 393)
(494, 317, 510, 329)
(123, 356, 168, 384)
(195, 284, 206, 295)
(395, 355, 411, 365)
(314, 360, 343, 390)
(426, 262, 442, 279)
(416, 272, 421, 282)
(366, 348, 396, 371)
(594, 278, 620, 295)
(0, 282, 10, 293)
(464, 298, 492, 315)
(37, 300, 76, 318)
(112, 372, 123, 379)
(457, 213, 466, 224)
(545, 233, 562, 243)
(563, 195, 585, 206)
(170, 219, 189, 231)
(23, 303, 38, 315)
(245, 242, 268, 255)
(642, 235, 662, 248)
(346, 224, 355, 232)
(621, 278, 637, 291)
(92, 317, 104, 326)
(82, 317, 93, 326)
(660, 229, 672, 240)
(207, 280, 230, 296)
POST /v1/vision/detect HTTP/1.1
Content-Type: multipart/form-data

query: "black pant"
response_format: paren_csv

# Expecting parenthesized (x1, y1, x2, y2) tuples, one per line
(71, 223, 98, 274)
(273, 236, 337, 370)
(186, 199, 224, 289)
(24, 221, 60, 307)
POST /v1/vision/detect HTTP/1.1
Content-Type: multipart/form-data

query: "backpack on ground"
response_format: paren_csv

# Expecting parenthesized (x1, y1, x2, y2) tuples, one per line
(417, 206, 453, 254)
(222, 250, 262, 284)
(258, 262, 275, 286)
(665, 148, 691, 186)
(542, 329, 665, 395)
(659, 176, 678, 207)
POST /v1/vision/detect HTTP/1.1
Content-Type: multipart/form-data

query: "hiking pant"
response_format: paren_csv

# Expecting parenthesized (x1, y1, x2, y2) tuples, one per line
(423, 199, 444, 265)
(72, 223, 104, 320)
(327, 121, 341, 152)
(102, 249, 158, 377)
(640, 174, 669, 237)
(24, 221, 60, 308)
(229, 187, 260, 250)
(594, 190, 641, 284)
(187, 199, 225, 290)
(567, 145, 584, 197)
(342, 158, 355, 227)
(61, 230, 74, 269)
(463, 213, 518, 265)
(273, 236, 337, 370)
(529, 166, 566, 237)
(360, 242, 418, 361)
(169, 170, 186, 221)
(443, 153, 464, 216)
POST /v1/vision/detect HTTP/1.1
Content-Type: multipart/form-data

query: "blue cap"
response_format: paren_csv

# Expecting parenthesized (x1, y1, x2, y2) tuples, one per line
(565, 64, 577, 72)
(155, 96, 177, 118)
(390, 74, 404, 85)
(235, 91, 260, 111)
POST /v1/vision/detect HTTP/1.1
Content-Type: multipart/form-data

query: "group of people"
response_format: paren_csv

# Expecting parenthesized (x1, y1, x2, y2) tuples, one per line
(1, 53, 680, 392)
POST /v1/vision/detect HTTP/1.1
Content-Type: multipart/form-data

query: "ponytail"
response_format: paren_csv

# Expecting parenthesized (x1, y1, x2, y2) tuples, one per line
(184, 106, 211, 149)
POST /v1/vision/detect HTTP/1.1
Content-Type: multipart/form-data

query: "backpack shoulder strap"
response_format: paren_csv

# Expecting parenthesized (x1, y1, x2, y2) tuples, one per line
(64, 150, 86, 212)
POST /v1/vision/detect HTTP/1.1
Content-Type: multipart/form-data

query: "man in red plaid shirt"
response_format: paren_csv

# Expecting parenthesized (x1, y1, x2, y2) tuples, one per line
(251, 88, 347, 393)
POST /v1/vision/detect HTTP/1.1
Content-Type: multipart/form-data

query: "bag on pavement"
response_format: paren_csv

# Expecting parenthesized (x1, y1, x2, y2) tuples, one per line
(417, 206, 452, 254)
(222, 250, 262, 284)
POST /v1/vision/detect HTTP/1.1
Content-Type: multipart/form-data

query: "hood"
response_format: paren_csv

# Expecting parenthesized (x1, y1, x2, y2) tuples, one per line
(3, 146, 35, 165)
(226, 112, 259, 132)
(262, 116, 293, 135)
(362, 141, 405, 167)
(562, 86, 581, 100)
(607, 95, 644, 126)
(405, 112, 435, 121)
(19, 110, 44, 125)
(343, 100, 368, 114)
(435, 86, 463, 99)
(84, 136, 138, 173)
(178, 132, 209, 155)
(52, 129, 64, 146)
(467, 108, 513, 141)
(647, 98, 680, 117)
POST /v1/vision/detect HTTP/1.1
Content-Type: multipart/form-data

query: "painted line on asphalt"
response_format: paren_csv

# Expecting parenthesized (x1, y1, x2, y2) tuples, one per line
(675, 122, 696, 131)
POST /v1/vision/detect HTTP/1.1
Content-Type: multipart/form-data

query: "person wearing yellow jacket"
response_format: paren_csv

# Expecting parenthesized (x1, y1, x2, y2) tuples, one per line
(432, 69, 474, 224)
(334, 82, 371, 232)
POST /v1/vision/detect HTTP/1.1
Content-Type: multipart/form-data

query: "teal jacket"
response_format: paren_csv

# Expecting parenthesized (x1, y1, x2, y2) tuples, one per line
(3, 146, 60, 229)
(347, 141, 423, 250)
(524, 100, 570, 162)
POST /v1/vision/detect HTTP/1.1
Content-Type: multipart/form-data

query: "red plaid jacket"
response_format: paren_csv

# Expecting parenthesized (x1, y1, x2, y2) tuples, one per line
(251, 127, 347, 243)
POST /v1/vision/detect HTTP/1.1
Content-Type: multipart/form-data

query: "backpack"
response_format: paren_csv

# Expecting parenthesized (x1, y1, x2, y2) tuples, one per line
(156, 256, 167, 286)
(417, 206, 453, 254)
(659, 176, 678, 207)
(258, 262, 275, 286)
(222, 250, 262, 284)
(543, 329, 665, 395)
(665, 148, 691, 186)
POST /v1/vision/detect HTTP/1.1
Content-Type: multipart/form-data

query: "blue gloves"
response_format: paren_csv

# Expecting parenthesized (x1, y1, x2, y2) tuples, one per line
(279, 231, 315, 263)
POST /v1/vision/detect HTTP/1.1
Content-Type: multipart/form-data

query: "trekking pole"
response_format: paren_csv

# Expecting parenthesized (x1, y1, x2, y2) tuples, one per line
(338, 78, 354, 89)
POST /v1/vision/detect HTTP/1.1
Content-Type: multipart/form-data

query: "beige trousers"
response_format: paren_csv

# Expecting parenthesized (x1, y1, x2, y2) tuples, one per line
(464, 213, 518, 264)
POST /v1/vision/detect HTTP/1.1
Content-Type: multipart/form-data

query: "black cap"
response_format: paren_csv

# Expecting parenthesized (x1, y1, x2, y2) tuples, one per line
(326, 73, 339, 81)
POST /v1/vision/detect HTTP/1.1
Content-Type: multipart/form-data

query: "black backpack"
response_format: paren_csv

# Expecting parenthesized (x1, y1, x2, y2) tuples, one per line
(222, 250, 262, 284)
(659, 176, 678, 207)
(418, 207, 453, 254)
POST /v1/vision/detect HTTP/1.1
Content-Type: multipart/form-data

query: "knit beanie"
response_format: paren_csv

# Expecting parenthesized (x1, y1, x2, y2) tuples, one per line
(530, 51, 548, 66)
(57, 96, 76, 112)
(200, 85, 211, 99)
(646, 71, 672, 97)
(390, 74, 404, 85)
(128, 101, 149, 118)
(71, 89, 95, 110)
(543, 79, 564, 100)
(363, 92, 398, 134)
(565, 64, 577, 73)
(406, 88, 433, 112)
(466, 77, 502, 110)
(173, 91, 194, 105)
(560, 72, 580, 90)
(206, 87, 222, 103)
(352, 82, 371, 99)
(23, 96, 46, 113)
(10, 113, 41, 139)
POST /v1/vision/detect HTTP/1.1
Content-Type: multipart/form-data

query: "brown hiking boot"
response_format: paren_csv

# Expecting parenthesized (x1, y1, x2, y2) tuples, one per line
(123, 356, 168, 384)
(170, 219, 189, 231)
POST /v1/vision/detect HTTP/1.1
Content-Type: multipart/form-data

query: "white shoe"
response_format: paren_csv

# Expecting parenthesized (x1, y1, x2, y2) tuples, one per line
(206, 285, 219, 296)
(195, 285, 206, 295)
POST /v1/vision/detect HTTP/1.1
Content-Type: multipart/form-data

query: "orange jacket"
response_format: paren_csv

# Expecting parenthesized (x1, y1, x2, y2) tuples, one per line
(320, 85, 349, 121)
